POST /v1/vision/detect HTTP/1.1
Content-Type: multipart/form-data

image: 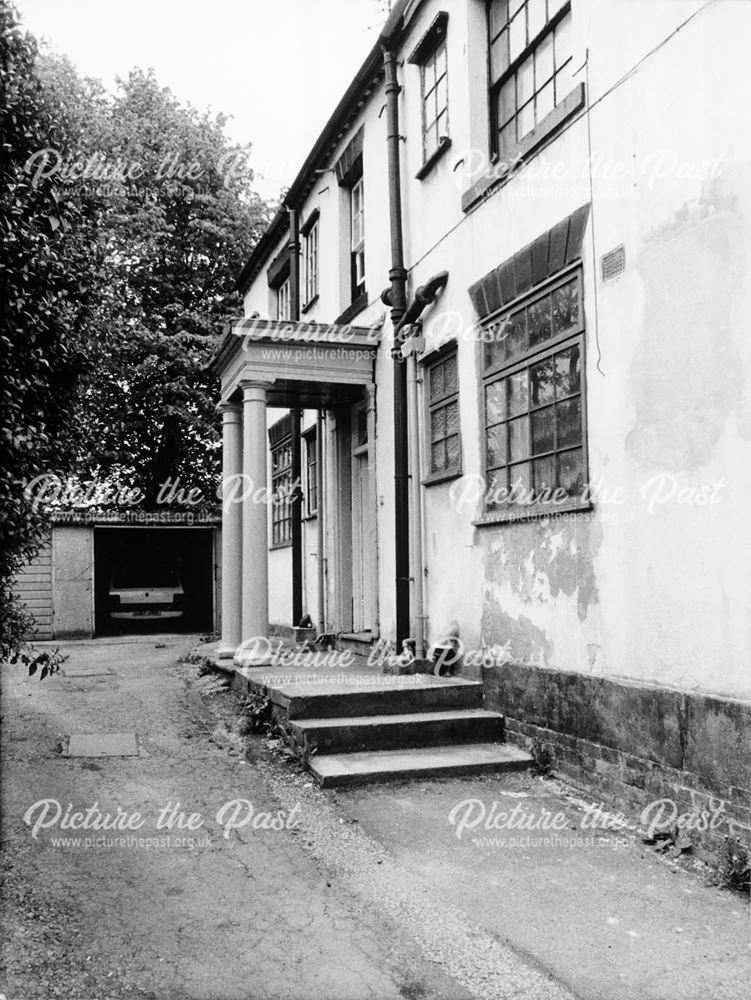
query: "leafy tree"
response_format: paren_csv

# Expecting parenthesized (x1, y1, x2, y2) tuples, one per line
(0, 1, 95, 672)
(41, 65, 272, 504)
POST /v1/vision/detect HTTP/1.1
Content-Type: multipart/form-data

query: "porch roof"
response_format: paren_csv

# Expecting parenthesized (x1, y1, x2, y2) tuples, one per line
(210, 316, 381, 409)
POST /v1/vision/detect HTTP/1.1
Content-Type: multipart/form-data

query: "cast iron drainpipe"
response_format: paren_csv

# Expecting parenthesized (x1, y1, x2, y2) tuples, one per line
(288, 207, 304, 627)
(382, 43, 410, 648)
(395, 273, 449, 662)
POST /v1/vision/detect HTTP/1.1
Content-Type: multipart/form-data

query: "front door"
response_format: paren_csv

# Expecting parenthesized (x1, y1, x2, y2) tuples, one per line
(351, 403, 373, 633)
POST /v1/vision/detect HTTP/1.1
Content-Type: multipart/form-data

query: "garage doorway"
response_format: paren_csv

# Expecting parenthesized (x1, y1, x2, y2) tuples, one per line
(93, 527, 215, 636)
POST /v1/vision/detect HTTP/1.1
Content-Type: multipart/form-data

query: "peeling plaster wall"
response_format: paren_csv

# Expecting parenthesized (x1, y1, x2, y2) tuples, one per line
(414, 0, 751, 700)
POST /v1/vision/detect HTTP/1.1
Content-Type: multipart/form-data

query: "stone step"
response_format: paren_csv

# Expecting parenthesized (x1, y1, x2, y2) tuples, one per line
(236, 669, 484, 720)
(289, 708, 504, 753)
(278, 679, 484, 721)
(309, 742, 534, 788)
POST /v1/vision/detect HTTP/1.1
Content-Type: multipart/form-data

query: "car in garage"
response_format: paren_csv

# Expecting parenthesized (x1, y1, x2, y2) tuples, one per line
(108, 564, 185, 621)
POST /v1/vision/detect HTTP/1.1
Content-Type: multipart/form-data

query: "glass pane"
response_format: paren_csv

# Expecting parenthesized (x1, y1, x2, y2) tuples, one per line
(518, 55, 534, 105)
(536, 79, 555, 121)
(435, 44, 447, 80)
(443, 355, 458, 394)
(506, 309, 527, 360)
(486, 468, 506, 511)
(533, 455, 556, 500)
(490, 29, 510, 82)
(555, 12, 573, 66)
(554, 59, 574, 105)
(489, 0, 509, 38)
(508, 462, 532, 504)
(437, 109, 449, 141)
(507, 370, 529, 416)
(425, 121, 439, 157)
(423, 55, 436, 92)
(528, 0, 546, 40)
(486, 424, 507, 467)
(509, 9, 526, 60)
(436, 75, 448, 117)
(558, 448, 585, 498)
(536, 32, 555, 85)
(485, 380, 506, 424)
(498, 77, 516, 126)
(429, 362, 443, 400)
(554, 344, 582, 397)
(445, 400, 459, 436)
(556, 397, 582, 448)
(430, 407, 445, 442)
(530, 356, 554, 406)
(498, 121, 516, 160)
(531, 405, 555, 454)
(518, 99, 535, 139)
(509, 415, 529, 461)
(431, 441, 446, 473)
(446, 434, 460, 468)
(528, 295, 552, 346)
(552, 279, 580, 335)
(485, 323, 507, 369)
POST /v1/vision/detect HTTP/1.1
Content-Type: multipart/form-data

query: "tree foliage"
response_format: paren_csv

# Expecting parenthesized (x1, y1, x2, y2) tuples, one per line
(1, 1, 270, 667)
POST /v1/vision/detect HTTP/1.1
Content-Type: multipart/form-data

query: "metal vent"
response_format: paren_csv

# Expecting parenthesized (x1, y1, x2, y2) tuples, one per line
(601, 245, 626, 282)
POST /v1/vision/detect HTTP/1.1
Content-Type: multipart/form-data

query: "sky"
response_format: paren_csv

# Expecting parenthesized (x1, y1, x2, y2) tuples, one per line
(15, 0, 390, 199)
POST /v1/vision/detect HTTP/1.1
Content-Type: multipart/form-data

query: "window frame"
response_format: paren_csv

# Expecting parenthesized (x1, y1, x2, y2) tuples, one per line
(423, 343, 463, 486)
(478, 264, 589, 524)
(420, 36, 450, 165)
(487, 0, 574, 162)
(302, 216, 319, 310)
(303, 426, 318, 519)
(349, 170, 365, 302)
(276, 276, 291, 321)
(270, 436, 293, 548)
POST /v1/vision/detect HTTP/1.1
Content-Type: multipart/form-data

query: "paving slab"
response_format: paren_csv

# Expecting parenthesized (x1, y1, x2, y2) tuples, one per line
(61, 663, 115, 677)
(66, 733, 139, 757)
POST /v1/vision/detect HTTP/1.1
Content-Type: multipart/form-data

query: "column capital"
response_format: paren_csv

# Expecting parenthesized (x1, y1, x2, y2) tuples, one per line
(239, 379, 271, 403)
(217, 400, 242, 418)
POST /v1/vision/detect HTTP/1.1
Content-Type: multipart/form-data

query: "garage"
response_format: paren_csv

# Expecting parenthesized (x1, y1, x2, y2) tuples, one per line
(13, 513, 221, 640)
(93, 525, 216, 636)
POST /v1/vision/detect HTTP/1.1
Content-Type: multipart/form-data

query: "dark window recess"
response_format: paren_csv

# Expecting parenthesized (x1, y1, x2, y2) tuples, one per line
(304, 428, 318, 517)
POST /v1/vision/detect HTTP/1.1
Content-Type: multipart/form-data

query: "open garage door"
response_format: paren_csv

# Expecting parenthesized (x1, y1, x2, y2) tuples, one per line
(94, 527, 215, 636)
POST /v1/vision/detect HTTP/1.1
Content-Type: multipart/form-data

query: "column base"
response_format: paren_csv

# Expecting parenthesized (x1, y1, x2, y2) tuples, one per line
(217, 644, 239, 660)
(233, 649, 275, 670)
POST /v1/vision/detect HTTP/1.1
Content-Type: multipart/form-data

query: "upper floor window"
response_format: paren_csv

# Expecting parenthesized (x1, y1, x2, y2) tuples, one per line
(488, 0, 574, 161)
(277, 276, 291, 321)
(350, 169, 365, 301)
(482, 269, 586, 516)
(426, 347, 461, 480)
(302, 215, 319, 309)
(421, 37, 449, 162)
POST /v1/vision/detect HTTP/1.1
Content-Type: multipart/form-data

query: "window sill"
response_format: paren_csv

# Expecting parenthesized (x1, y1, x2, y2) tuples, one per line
(269, 541, 293, 551)
(336, 291, 368, 325)
(461, 83, 586, 214)
(301, 294, 319, 315)
(422, 467, 463, 487)
(416, 137, 452, 181)
(472, 499, 594, 527)
(302, 512, 318, 522)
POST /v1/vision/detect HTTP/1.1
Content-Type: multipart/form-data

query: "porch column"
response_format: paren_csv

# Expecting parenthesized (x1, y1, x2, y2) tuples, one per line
(235, 380, 271, 666)
(217, 402, 242, 658)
